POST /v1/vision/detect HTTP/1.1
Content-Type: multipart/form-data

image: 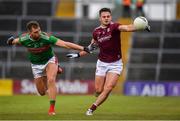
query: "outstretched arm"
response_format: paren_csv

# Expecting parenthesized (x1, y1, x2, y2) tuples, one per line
(55, 39, 93, 53)
(66, 39, 98, 58)
(118, 16, 150, 32)
(55, 39, 84, 51)
(118, 24, 150, 32)
(118, 24, 137, 32)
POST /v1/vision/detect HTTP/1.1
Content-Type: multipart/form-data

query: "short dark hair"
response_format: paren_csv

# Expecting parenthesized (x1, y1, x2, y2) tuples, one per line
(99, 8, 111, 16)
(26, 21, 40, 31)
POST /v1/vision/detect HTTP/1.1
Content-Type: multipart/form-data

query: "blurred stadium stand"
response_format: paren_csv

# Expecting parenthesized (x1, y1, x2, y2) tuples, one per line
(0, 0, 180, 83)
(127, 20, 180, 81)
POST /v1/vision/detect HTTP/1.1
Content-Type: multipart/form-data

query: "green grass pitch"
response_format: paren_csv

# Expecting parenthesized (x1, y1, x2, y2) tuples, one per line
(0, 95, 180, 120)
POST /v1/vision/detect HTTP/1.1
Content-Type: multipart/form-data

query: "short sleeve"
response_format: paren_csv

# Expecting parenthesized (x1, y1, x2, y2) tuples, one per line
(49, 35, 58, 45)
(92, 31, 97, 41)
(18, 34, 28, 45)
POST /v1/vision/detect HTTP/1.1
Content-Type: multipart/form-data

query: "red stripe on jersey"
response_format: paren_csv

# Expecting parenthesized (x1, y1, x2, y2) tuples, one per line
(27, 45, 50, 54)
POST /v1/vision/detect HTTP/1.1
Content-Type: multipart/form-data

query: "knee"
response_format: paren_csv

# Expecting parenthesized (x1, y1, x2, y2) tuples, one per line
(95, 87, 103, 96)
(104, 85, 114, 94)
(47, 77, 56, 84)
(95, 87, 103, 94)
(94, 91, 101, 97)
(35, 82, 47, 96)
(36, 86, 46, 96)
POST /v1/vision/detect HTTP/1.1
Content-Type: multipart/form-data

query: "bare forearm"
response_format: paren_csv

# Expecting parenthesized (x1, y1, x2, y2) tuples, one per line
(79, 51, 88, 57)
(119, 24, 136, 32)
(64, 42, 84, 51)
(126, 24, 137, 31)
(127, 24, 150, 32)
(56, 40, 84, 51)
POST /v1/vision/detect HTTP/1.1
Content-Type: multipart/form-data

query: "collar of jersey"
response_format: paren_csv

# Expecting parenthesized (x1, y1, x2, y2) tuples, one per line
(28, 34, 41, 41)
(100, 25, 107, 29)
(100, 22, 113, 29)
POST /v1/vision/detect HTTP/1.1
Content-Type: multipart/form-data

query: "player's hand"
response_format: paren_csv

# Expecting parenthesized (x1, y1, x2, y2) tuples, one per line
(83, 43, 98, 53)
(7, 36, 14, 45)
(83, 47, 92, 53)
(88, 43, 98, 52)
(66, 53, 80, 58)
(145, 25, 150, 32)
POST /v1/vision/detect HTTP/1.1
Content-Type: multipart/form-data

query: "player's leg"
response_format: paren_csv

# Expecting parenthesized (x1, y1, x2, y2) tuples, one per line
(46, 62, 58, 115)
(31, 63, 48, 96)
(46, 62, 58, 99)
(86, 59, 123, 115)
(86, 59, 107, 115)
(95, 72, 119, 106)
(86, 75, 105, 115)
(34, 76, 47, 96)
(86, 72, 119, 115)
(94, 76, 105, 97)
(94, 59, 123, 106)
(94, 59, 106, 97)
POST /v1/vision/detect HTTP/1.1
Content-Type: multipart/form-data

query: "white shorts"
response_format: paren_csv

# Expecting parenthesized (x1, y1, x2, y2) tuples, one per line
(31, 56, 57, 79)
(95, 59, 123, 76)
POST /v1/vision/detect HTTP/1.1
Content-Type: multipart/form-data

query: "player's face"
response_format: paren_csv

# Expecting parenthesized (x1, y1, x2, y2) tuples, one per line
(29, 27, 41, 40)
(99, 12, 112, 26)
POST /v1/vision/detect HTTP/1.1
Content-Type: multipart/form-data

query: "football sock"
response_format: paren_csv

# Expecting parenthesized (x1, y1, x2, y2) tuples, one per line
(90, 103, 97, 111)
(49, 100, 56, 111)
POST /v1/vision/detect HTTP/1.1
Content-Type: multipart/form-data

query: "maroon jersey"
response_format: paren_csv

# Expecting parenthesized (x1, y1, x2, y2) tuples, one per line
(93, 22, 121, 63)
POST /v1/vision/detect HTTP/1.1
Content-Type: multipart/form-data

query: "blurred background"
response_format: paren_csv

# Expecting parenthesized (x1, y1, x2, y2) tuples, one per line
(0, 0, 180, 96)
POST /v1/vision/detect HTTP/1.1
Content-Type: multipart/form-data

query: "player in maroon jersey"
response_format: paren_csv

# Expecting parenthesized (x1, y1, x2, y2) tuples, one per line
(66, 8, 150, 115)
